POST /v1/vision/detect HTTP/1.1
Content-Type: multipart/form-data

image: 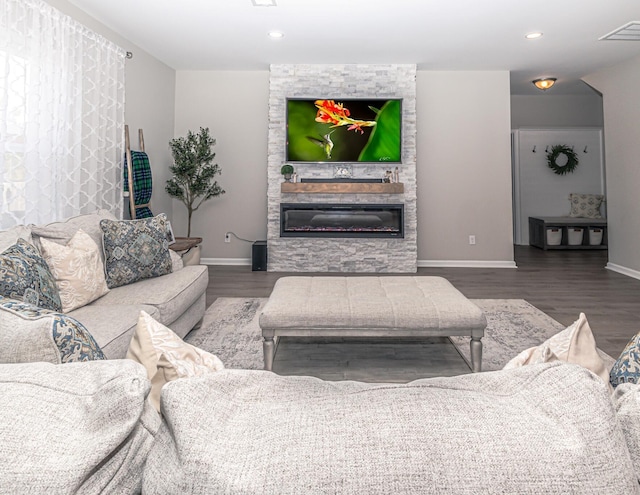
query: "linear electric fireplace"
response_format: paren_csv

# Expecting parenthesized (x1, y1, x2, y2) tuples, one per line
(280, 203, 404, 238)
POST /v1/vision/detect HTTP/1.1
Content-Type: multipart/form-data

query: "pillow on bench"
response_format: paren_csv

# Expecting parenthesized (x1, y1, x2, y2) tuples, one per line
(569, 193, 604, 219)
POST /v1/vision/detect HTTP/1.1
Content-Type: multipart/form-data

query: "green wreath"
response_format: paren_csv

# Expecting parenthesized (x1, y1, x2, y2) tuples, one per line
(546, 145, 579, 175)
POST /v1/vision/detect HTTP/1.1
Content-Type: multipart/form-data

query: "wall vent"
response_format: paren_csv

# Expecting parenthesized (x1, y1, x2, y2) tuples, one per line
(600, 21, 640, 41)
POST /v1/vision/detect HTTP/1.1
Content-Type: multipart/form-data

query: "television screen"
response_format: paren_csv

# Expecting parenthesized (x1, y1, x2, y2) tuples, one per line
(286, 98, 401, 163)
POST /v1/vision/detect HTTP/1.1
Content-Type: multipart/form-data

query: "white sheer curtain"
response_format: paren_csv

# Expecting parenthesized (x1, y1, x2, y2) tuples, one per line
(0, 0, 125, 228)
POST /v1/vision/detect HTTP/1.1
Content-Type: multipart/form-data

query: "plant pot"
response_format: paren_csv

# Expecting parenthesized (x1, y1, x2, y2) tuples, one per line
(283, 174, 292, 182)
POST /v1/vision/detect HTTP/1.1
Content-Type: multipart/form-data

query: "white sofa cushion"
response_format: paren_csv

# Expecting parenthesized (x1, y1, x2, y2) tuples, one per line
(142, 363, 638, 494)
(0, 225, 32, 253)
(30, 209, 117, 265)
(0, 360, 160, 494)
(89, 265, 208, 325)
(613, 382, 640, 483)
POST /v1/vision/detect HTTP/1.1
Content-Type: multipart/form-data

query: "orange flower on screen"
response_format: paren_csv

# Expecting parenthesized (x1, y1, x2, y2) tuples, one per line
(314, 100, 376, 134)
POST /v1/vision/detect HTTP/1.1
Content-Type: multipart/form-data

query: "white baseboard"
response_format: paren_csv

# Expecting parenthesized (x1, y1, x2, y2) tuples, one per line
(418, 260, 518, 269)
(606, 262, 640, 281)
(201, 258, 518, 269)
(201, 257, 251, 266)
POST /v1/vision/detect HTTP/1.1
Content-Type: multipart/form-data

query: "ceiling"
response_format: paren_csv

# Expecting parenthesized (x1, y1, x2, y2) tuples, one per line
(68, 0, 640, 95)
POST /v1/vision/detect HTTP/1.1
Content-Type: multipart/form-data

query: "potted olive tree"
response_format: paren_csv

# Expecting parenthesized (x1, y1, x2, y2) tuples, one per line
(166, 127, 225, 263)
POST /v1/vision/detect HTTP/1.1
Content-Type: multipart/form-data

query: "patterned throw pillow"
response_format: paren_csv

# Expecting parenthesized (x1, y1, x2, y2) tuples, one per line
(0, 296, 106, 363)
(39, 229, 110, 312)
(100, 214, 173, 289)
(127, 310, 224, 411)
(610, 332, 640, 388)
(569, 193, 604, 219)
(0, 239, 62, 311)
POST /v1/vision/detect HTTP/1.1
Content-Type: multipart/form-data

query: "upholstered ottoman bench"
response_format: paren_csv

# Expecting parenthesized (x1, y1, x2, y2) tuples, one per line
(258, 276, 487, 373)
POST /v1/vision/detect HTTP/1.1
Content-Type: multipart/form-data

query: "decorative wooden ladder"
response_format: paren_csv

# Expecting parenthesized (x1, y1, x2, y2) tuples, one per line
(124, 125, 152, 219)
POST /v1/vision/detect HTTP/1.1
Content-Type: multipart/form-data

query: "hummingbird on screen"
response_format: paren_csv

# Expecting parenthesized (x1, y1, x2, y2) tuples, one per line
(307, 131, 335, 159)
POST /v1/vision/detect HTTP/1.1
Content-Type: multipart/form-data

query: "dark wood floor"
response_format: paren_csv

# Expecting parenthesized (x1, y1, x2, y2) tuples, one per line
(206, 245, 640, 372)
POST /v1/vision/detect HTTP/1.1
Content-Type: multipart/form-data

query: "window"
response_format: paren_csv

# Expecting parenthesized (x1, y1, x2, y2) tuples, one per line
(0, 0, 126, 229)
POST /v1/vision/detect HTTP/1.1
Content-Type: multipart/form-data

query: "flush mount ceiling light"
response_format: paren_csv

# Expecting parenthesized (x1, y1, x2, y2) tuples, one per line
(525, 32, 543, 39)
(532, 78, 557, 91)
(252, 0, 277, 6)
(268, 31, 284, 39)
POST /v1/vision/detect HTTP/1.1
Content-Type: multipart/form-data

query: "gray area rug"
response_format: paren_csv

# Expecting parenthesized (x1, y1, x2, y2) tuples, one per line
(185, 298, 567, 372)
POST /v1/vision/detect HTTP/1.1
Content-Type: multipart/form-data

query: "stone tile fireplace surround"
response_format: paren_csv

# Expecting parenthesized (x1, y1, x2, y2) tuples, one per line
(267, 64, 417, 272)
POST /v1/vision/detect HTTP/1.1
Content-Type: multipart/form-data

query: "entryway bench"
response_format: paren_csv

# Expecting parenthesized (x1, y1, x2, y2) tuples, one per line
(258, 276, 487, 372)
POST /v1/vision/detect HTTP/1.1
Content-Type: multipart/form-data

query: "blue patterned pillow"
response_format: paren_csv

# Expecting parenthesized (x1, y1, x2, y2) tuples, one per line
(610, 332, 640, 388)
(0, 296, 106, 363)
(0, 239, 62, 311)
(100, 214, 173, 289)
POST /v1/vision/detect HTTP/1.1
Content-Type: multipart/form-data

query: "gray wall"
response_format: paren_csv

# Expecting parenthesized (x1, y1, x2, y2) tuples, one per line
(416, 71, 514, 266)
(43, 2, 516, 268)
(584, 55, 640, 278)
(173, 71, 270, 257)
(511, 95, 604, 129)
(175, 70, 515, 266)
(45, 0, 177, 220)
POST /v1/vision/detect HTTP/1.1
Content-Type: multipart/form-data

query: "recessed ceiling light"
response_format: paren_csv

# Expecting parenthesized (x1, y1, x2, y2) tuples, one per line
(252, 0, 277, 6)
(268, 31, 284, 39)
(525, 32, 543, 40)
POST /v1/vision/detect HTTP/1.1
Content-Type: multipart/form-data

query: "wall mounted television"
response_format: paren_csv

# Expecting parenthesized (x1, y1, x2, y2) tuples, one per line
(286, 98, 402, 163)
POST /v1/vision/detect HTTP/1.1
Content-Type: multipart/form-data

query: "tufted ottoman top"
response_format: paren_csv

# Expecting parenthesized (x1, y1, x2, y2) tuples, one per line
(259, 276, 486, 333)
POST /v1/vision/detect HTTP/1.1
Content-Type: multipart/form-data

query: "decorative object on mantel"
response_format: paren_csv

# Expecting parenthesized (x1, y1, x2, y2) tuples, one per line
(280, 164, 294, 182)
(333, 165, 352, 178)
(546, 144, 579, 175)
(166, 127, 225, 237)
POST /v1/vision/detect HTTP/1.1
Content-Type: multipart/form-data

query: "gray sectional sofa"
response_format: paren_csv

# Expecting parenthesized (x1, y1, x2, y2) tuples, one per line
(2, 359, 640, 494)
(0, 210, 208, 360)
(2, 211, 640, 493)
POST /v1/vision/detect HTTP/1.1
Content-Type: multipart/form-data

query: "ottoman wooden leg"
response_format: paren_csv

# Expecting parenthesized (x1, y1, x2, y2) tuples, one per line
(263, 336, 275, 371)
(470, 336, 483, 372)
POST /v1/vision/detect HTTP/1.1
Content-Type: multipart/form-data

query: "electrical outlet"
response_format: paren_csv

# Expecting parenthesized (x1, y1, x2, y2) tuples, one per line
(469, 235, 476, 245)
(224, 233, 231, 243)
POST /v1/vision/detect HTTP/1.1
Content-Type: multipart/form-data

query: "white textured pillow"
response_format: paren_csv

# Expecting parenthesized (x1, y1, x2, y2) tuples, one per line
(39, 229, 109, 312)
(126, 311, 224, 412)
(504, 312, 611, 391)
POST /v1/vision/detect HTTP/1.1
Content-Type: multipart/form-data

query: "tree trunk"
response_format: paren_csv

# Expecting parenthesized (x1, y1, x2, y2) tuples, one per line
(187, 208, 193, 237)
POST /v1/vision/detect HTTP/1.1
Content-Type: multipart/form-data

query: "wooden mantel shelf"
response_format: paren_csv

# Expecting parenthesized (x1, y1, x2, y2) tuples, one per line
(281, 182, 404, 194)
